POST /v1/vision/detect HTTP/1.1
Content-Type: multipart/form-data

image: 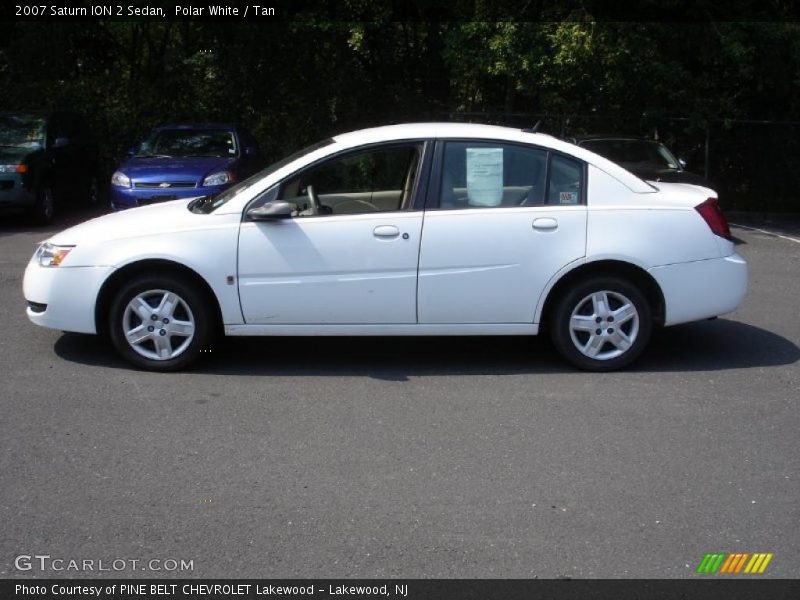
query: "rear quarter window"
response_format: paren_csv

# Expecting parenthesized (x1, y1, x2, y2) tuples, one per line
(547, 154, 583, 205)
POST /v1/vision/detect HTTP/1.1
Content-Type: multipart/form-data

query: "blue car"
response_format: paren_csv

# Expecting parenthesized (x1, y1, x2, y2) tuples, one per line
(110, 123, 262, 210)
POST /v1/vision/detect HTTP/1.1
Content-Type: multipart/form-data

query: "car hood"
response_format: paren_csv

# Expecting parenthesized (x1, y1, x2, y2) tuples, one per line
(118, 156, 236, 183)
(48, 199, 205, 246)
(0, 146, 37, 163)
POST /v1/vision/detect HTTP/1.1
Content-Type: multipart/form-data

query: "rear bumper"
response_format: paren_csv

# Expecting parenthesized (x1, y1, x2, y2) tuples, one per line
(649, 252, 748, 326)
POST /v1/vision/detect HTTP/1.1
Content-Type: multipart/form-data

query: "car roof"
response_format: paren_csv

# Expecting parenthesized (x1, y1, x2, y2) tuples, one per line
(332, 122, 655, 193)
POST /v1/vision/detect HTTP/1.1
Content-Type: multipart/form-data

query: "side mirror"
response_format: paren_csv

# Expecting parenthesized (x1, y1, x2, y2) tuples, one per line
(678, 158, 687, 169)
(52, 137, 69, 149)
(126, 146, 136, 158)
(244, 146, 258, 156)
(246, 200, 294, 221)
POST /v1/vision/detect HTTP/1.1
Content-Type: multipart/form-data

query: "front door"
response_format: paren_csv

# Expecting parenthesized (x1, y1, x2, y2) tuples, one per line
(237, 142, 427, 324)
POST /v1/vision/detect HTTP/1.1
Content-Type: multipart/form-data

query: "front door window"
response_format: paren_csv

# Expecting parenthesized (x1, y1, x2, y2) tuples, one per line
(280, 144, 422, 215)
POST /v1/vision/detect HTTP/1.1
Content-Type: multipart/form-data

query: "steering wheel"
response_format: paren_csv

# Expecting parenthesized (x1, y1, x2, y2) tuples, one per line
(306, 185, 321, 215)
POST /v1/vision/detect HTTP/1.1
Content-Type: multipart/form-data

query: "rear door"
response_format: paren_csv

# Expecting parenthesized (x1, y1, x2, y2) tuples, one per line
(418, 140, 588, 324)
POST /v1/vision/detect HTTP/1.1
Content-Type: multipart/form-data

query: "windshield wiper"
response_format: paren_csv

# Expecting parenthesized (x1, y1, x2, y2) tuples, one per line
(136, 154, 172, 158)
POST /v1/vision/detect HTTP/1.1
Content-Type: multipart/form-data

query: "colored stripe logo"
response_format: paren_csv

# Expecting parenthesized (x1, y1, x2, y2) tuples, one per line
(696, 552, 773, 574)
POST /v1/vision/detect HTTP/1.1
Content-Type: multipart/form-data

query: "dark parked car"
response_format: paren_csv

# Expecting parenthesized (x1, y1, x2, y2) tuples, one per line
(568, 135, 714, 190)
(110, 123, 263, 210)
(0, 111, 100, 224)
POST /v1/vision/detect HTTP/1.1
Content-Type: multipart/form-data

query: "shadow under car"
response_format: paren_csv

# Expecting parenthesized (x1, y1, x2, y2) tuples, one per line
(53, 319, 800, 379)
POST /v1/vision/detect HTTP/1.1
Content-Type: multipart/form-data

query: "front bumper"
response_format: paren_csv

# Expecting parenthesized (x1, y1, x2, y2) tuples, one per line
(649, 252, 748, 326)
(23, 258, 115, 334)
(110, 183, 227, 210)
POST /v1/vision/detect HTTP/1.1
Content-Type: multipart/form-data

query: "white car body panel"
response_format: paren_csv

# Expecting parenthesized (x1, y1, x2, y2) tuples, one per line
(48, 199, 208, 248)
(22, 122, 747, 358)
(417, 205, 586, 323)
(586, 208, 722, 267)
(650, 254, 748, 325)
(43, 200, 244, 328)
(23, 263, 115, 333)
(238, 211, 423, 324)
(225, 323, 539, 336)
(585, 167, 725, 266)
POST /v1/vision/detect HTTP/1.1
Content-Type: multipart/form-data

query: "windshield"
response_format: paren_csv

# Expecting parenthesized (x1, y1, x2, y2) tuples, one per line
(190, 137, 335, 213)
(581, 139, 680, 170)
(138, 128, 237, 158)
(0, 114, 46, 149)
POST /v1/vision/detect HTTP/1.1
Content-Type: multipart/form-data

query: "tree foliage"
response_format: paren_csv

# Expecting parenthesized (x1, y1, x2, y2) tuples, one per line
(1, 15, 798, 210)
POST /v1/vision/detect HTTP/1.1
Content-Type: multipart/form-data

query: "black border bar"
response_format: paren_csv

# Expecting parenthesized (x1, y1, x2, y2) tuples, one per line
(3, 579, 800, 600)
(2, 1, 799, 23)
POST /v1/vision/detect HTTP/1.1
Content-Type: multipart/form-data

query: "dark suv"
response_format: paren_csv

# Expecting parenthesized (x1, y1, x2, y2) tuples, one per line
(0, 111, 100, 224)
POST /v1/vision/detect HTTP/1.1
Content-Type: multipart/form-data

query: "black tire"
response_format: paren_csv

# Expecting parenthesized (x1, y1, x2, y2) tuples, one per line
(30, 186, 55, 225)
(550, 276, 652, 371)
(85, 176, 100, 208)
(108, 274, 213, 372)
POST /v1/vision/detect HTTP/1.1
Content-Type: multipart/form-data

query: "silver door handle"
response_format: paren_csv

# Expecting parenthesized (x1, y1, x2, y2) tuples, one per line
(373, 225, 400, 238)
(532, 217, 558, 231)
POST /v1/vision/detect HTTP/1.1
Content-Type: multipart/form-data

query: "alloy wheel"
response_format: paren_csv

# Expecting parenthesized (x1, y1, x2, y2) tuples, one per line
(568, 290, 640, 361)
(122, 289, 196, 360)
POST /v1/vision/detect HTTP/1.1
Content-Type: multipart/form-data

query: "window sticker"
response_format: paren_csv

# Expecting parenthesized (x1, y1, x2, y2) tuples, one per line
(559, 191, 578, 204)
(466, 148, 503, 206)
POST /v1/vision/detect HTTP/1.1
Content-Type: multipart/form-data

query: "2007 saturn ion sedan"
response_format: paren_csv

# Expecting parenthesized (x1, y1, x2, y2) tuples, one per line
(23, 123, 747, 372)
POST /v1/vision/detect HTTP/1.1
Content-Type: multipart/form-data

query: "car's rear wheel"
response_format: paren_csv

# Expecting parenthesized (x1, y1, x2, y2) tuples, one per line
(550, 277, 652, 371)
(108, 275, 211, 371)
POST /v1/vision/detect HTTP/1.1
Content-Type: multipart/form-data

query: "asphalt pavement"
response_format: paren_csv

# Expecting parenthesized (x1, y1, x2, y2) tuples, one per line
(1, 209, 798, 579)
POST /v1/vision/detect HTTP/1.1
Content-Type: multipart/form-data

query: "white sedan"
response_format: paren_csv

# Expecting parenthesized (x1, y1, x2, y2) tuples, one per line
(23, 123, 747, 371)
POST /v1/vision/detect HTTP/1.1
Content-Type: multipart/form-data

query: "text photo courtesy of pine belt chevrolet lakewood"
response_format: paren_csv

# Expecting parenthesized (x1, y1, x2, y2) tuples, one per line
(23, 123, 747, 372)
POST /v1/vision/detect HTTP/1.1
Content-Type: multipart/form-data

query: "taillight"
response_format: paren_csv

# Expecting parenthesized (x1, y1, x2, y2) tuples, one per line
(695, 198, 731, 241)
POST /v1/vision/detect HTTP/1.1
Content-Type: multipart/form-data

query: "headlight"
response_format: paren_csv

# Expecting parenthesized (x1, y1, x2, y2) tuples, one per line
(202, 171, 233, 186)
(35, 243, 75, 267)
(111, 170, 131, 187)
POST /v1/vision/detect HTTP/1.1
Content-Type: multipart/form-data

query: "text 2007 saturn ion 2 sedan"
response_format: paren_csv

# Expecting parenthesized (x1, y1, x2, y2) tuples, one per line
(23, 123, 747, 372)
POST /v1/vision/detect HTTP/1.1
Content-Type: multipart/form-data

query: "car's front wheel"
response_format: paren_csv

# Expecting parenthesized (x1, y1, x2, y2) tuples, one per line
(108, 275, 211, 371)
(85, 176, 100, 208)
(550, 277, 652, 371)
